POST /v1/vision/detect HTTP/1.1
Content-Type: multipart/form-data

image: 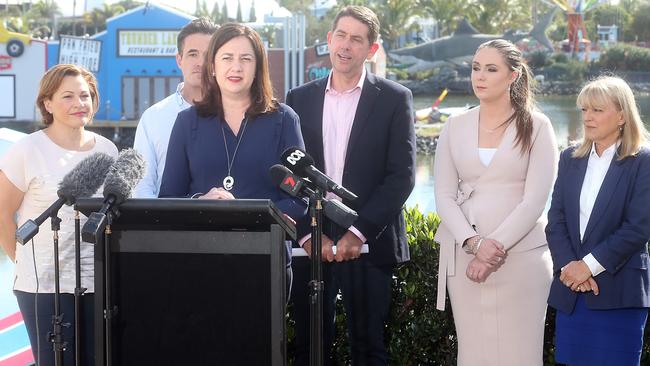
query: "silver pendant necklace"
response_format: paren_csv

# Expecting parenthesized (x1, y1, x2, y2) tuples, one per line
(221, 117, 248, 191)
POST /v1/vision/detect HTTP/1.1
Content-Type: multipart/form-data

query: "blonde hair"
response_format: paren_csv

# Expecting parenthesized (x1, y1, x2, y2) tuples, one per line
(573, 76, 648, 160)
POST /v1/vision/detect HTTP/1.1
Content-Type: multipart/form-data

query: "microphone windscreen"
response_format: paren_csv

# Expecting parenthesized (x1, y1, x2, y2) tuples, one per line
(103, 148, 146, 204)
(280, 147, 315, 174)
(57, 152, 115, 205)
(269, 164, 291, 186)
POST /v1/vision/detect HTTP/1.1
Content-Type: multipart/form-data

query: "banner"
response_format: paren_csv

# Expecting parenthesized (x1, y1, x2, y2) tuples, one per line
(118, 30, 179, 57)
(59, 36, 102, 73)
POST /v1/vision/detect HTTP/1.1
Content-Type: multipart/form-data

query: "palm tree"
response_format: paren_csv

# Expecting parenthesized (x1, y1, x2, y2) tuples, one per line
(83, 3, 126, 35)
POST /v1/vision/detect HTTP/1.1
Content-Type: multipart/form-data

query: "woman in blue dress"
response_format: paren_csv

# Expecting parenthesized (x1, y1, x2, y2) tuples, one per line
(159, 23, 306, 221)
(546, 76, 650, 366)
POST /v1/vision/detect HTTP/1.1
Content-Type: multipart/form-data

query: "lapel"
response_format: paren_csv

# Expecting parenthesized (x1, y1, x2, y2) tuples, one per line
(566, 154, 588, 245)
(310, 78, 328, 169)
(344, 73, 380, 167)
(582, 152, 627, 243)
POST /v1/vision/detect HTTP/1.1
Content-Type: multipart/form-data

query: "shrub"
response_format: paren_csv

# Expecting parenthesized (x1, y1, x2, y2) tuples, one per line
(288, 207, 650, 365)
(599, 44, 650, 71)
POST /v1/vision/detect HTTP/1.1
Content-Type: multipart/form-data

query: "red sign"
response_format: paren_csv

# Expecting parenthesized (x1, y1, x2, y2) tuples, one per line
(0, 55, 11, 71)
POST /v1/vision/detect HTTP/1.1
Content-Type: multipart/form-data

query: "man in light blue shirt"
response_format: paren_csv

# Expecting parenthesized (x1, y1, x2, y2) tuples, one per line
(133, 18, 218, 198)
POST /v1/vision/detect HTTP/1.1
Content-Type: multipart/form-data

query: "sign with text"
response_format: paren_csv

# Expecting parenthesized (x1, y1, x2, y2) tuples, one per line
(118, 30, 179, 57)
(58, 36, 102, 73)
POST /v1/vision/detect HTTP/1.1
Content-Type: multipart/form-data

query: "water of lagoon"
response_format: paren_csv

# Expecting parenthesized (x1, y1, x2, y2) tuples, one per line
(406, 93, 650, 213)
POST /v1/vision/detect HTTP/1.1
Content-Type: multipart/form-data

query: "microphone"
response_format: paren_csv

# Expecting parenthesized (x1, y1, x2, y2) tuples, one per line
(280, 147, 358, 202)
(270, 164, 314, 198)
(15, 152, 115, 245)
(269, 164, 358, 229)
(81, 149, 145, 243)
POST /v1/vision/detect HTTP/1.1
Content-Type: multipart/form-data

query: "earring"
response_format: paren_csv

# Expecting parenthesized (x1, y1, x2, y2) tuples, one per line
(212, 72, 216, 76)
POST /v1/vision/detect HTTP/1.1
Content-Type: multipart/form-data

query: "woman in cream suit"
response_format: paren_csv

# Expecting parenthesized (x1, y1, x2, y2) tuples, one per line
(433, 39, 558, 366)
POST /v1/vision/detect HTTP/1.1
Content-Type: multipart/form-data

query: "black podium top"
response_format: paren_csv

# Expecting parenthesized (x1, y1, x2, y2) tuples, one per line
(75, 198, 296, 239)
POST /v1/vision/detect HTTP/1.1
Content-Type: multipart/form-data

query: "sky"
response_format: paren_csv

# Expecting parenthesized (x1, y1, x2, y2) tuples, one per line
(54, 0, 326, 18)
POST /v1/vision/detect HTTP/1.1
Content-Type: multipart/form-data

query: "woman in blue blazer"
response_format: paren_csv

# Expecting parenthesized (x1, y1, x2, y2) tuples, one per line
(546, 76, 650, 366)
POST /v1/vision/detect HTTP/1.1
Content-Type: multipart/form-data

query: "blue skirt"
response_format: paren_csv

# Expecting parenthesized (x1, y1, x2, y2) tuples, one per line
(555, 294, 648, 366)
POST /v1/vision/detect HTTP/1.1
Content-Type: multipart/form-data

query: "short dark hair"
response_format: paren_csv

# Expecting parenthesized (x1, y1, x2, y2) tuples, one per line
(195, 23, 277, 119)
(331, 6, 380, 44)
(177, 17, 218, 55)
(37, 64, 99, 125)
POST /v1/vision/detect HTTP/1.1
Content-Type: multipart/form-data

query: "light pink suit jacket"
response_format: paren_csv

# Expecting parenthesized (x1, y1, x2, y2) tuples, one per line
(434, 106, 559, 310)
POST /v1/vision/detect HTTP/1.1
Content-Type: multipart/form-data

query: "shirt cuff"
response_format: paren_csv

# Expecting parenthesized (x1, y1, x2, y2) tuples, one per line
(298, 234, 311, 247)
(582, 253, 606, 277)
(349, 226, 367, 244)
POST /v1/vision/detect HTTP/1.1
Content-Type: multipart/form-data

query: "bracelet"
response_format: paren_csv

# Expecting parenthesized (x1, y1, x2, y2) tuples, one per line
(463, 236, 481, 254)
(474, 238, 483, 254)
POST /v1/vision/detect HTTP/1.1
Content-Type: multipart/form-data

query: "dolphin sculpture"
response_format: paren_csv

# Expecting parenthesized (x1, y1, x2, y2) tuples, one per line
(389, 7, 558, 72)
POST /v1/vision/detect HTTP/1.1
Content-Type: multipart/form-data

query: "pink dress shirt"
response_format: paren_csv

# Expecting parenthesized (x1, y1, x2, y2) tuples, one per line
(298, 68, 368, 246)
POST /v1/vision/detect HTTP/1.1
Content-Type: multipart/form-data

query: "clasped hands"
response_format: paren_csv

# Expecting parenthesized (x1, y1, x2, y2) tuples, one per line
(465, 236, 507, 283)
(303, 231, 362, 262)
(198, 187, 235, 200)
(560, 260, 600, 295)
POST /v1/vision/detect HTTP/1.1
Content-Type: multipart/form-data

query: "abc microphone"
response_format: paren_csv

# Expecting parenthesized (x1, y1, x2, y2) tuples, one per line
(81, 149, 145, 243)
(281, 147, 358, 202)
(15, 152, 115, 245)
(269, 164, 358, 229)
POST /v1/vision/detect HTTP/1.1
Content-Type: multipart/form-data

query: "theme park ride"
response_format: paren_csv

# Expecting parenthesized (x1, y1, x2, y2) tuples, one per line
(548, 0, 602, 56)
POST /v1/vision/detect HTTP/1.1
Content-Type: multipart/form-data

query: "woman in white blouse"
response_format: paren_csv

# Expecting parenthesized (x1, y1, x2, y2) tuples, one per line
(433, 39, 558, 365)
(546, 76, 650, 366)
(0, 64, 118, 366)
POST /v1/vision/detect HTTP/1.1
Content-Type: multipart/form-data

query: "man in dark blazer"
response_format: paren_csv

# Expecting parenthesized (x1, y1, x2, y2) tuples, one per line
(285, 5, 415, 365)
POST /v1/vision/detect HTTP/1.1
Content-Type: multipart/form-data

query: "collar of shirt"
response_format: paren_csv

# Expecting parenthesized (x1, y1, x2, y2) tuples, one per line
(325, 66, 366, 95)
(589, 140, 620, 161)
(175, 82, 191, 108)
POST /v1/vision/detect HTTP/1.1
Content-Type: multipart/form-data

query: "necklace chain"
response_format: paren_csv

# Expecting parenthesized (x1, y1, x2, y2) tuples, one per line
(221, 117, 248, 190)
(480, 113, 514, 133)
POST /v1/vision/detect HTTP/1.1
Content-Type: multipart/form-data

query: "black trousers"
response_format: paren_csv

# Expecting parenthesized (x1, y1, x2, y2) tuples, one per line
(290, 247, 394, 366)
(15, 290, 94, 366)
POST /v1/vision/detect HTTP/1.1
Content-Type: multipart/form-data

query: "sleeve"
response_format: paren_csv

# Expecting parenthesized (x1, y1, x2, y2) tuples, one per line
(433, 118, 477, 245)
(351, 87, 416, 240)
(591, 153, 650, 273)
(132, 110, 159, 198)
(546, 149, 579, 273)
(487, 117, 559, 250)
(582, 253, 606, 276)
(0, 139, 29, 192)
(158, 113, 192, 198)
(273, 106, 308, 221)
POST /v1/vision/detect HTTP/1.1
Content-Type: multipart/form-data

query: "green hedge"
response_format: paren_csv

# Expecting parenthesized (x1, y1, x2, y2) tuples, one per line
(599, 44, 650, 72)
(288, 207, 650, 364)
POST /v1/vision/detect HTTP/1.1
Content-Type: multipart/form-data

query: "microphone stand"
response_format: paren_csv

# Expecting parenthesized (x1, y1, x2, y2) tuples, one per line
(48, 211, 69, 366)
(103, 210, 116, 366)
(74, 210, 86, 366)
(309, 188, 324, 366)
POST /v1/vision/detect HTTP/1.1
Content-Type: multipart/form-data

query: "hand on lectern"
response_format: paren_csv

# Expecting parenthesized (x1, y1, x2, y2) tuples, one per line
(198, 187, 235, 200)
(303, 235, 335, 262)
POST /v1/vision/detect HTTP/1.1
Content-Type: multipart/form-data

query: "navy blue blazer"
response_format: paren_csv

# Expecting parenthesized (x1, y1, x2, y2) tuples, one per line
(158, 104, 308, 221)
(546, 145, 650, 314)
(285, 73, 416, 266)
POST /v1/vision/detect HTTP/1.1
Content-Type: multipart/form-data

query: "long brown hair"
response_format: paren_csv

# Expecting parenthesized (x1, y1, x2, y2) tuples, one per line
(36, 64, 99, 125)
(195, 23, 277, 118)
(476, 39, 536, 153)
